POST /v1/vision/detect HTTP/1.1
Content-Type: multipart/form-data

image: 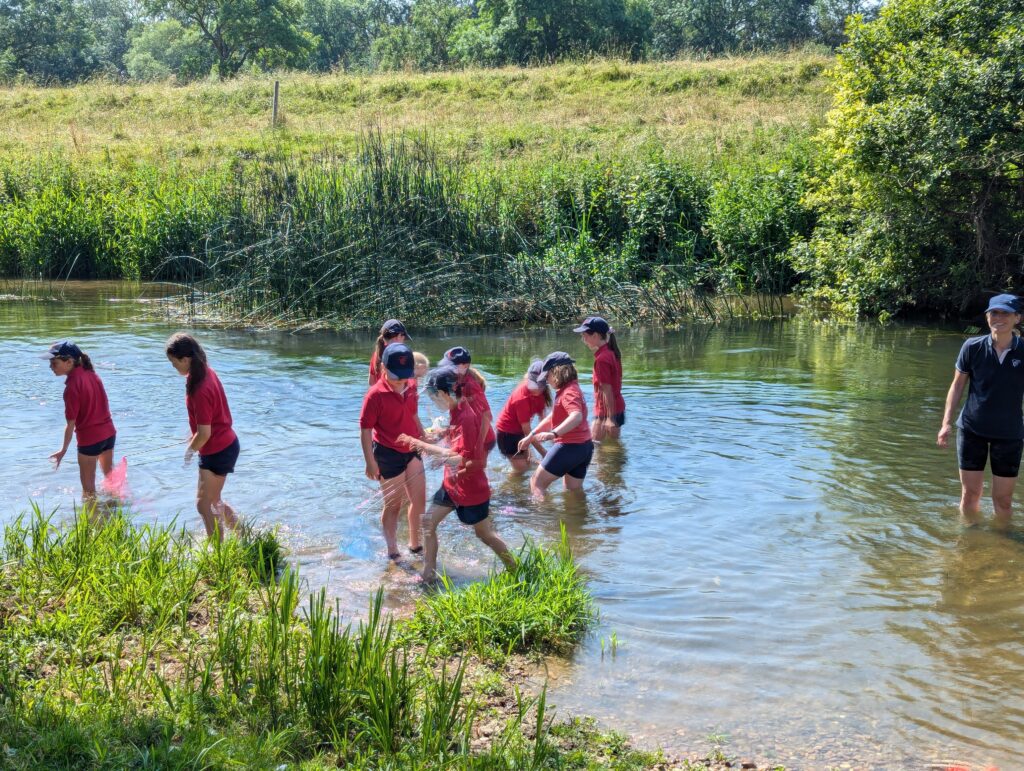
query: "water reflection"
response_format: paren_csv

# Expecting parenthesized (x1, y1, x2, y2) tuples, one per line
(5, 283, 1024, 766)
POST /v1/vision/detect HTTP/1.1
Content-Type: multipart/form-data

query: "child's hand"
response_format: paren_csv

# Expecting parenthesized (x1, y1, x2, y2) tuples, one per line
(397, 433, 419, 450)
(365, 460, 381, 480)
(49, 449, 66, 470)
(444, 454, 464, 468)
(183, 448, 195, 467)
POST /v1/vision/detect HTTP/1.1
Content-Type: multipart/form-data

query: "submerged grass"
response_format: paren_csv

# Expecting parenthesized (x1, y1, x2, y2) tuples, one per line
(0, 504, 645, 769)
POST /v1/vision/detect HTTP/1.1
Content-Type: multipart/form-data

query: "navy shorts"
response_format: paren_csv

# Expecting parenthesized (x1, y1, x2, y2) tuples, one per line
(595, 412, 625, 427)
(497, 430, 526, 458)
(78, 433, 116, 457)
(958, 428, 1024, 478)
(373, 442, 420, 480)
(432, 486, 490, 525)
(541, 440, 594, 480)
(199, 437, 240, 476)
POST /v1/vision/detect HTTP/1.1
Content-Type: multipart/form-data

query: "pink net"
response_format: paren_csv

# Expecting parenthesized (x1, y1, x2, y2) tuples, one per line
(100, 456, 129, 498)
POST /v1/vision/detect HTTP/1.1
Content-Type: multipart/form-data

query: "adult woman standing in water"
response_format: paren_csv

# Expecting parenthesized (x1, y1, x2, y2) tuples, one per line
(575, 316, 625, 442)
(937, 295, 1024, 528)
(518, 352, 593, 497)
(45, 341, 117, 500)
(359, 342, 426, 560)
(166, 333, 240, 540)
(368, 319, 410, 386)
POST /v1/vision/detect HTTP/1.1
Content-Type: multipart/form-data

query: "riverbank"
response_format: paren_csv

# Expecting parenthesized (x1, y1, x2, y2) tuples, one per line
(0, 505, 772, 769)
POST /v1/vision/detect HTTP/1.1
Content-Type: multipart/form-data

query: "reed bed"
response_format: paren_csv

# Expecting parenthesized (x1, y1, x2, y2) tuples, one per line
(0, 504, 631, 769)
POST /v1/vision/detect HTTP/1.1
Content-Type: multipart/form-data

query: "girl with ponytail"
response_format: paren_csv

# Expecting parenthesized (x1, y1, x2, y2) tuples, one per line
(45, 340, 117, 500)
(166, 333, 240, 540)
(369, 319, 409, 385)
(574, 316, 625, 441)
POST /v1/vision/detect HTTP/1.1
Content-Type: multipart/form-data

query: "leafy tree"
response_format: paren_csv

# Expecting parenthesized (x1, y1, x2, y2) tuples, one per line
(0, 0, 98, 80)
(149, 0, 307, 77)
(373, 0, 465, 69)
(303, 0, 404, 71)
(796, 0, 1024, 317)
(125, 18, 214, 79)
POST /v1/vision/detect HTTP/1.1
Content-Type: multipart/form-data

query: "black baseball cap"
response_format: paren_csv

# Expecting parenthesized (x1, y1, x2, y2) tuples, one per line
(41, 340, 82, 360)
(573, 316, 610, 335)
(444, 346, 471, 365)
(382, 342, 415, 379)
(425, 366, 460, 395)
(541, 351, 575, 373)
(381, 319, 409, 339)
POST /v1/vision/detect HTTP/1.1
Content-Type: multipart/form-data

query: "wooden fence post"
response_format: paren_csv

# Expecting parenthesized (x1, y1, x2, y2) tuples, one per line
(272, 80, 280, 128)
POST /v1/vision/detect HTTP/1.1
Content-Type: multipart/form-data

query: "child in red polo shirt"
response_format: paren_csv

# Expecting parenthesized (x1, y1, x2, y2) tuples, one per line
(359, 342, 426, 561)
(45, 341, 117, 500)
(495, 359, 551, 473)
(518, 352, 594, 498)
(575, 316, 625, 441)
(400, 367, 514, 583)
(442, 346, 495, 455)
(166, 333, 240, 541)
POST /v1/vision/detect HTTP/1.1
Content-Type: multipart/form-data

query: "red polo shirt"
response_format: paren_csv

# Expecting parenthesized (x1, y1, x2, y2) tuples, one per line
(368, 350, 384, 383)
(460, 373, 495, 446)
(443, 401, 490, 506)
(359, 376, 421, 451)
(592, 344, 625, 417)
(186, 368, 237, 456)
(552, 381, 591, 445)
(496, 382, 547, 434)
(64, 366, 115, 446)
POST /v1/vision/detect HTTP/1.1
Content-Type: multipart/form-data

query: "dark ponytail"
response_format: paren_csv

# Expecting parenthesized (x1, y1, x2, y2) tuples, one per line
(166, 332, 208, 396)
(541, 385, 552, 408)
(606, 331, 621, 362)
(75, 352, 95, 371)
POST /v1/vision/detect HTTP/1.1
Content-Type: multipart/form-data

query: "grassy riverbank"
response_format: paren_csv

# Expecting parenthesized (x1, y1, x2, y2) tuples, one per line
(0, 506, 675, 768)
(0, 55, 827, 327)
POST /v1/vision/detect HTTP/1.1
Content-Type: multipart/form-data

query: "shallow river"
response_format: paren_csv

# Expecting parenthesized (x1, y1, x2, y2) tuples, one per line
(2, 282, 1023, 769)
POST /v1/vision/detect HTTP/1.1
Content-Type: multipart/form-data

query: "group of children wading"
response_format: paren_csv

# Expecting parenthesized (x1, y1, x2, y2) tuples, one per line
(45, 317, 626, 582)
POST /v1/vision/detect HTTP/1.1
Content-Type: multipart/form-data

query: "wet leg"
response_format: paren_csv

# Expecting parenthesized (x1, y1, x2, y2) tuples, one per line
(421, 504, 451, 581)
(379, 474, 404, 557)
(958, 469, 984, 526)
(530, 466, 559, 498)
(402, 457, 425, 551)
(473, 519, 514, 571)
(991, 475, 1017, 530)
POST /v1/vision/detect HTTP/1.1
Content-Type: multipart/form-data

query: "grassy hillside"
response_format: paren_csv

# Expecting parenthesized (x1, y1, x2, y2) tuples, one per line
(0, 54, 831, 169)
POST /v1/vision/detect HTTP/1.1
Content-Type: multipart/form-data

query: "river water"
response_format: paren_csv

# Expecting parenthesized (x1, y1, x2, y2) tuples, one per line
(2, 282, 1022, 769)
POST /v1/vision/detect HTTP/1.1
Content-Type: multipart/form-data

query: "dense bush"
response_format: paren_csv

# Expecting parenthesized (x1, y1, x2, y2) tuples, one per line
(796, 0, 1024, 318)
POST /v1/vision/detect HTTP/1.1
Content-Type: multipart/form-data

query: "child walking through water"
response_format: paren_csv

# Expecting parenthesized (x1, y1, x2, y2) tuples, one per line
(166, 333, 241, 540)
(45, 341, 117, 501)
(518, 352, 594, 497)
(575, 316, 625, 442)
(359, 343, 426, 560)
(400, 367, 514, 582)
(495, 360, 550, 473)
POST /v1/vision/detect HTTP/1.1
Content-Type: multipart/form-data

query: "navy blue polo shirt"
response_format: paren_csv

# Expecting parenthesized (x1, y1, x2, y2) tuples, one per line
(955, 334, 1024, 440)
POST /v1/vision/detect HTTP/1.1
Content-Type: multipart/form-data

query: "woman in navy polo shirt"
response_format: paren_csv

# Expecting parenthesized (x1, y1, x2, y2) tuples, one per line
(938, 294, 1024, 527)
(359, 342, 426, 561)
(45, 341, 117, 500)
(575, 316, 625, 441)
(166, 333, 241, 540)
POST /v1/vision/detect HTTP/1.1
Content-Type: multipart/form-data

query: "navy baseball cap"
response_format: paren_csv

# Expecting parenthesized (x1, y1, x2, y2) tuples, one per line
(381, 319, 409, 339)
(41, 340, 82, 359)
(541, 351, 575, 373)
(444, 346, 471, 365)
(573, 316, 610, 335)
(526, 359, 546, 386)
(425, 366, 460, 395)
(986, 294, 1020, 313)
(382, 342, 415, 379)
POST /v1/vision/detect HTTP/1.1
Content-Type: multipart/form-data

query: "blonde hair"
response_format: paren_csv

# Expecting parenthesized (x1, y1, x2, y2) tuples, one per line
(547, 364, 578, 390)
(413, 352, 429, 369)
(467, 366, 487, 391)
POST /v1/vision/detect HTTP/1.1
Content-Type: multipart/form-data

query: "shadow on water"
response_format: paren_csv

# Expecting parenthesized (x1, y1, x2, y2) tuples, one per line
(5, 282, 1024, 767)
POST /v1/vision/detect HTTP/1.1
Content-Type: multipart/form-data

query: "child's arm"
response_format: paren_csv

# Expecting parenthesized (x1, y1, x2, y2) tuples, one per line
(517, 413, 553, 454)
(360, 428, 380, 479)
(50, 420, 75, 469)
(399, 434, 463, 467)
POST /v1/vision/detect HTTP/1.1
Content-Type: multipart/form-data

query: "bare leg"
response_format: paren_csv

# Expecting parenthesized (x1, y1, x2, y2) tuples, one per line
(379, 474, 405, 557)
(78, 453, 98, 500)
(473, 518, 515, 571)
(529, 466, 560, 499)
(509, 453, 532, 474)
(563, 474, 586, 492)
(591, 418, 620, 442)
(197, 469, 237, 541)
(992, 474, 1018, 530)
(959, 469, 984, 527)
(402, 457, 426, 551)
(421, 504, 452, 581)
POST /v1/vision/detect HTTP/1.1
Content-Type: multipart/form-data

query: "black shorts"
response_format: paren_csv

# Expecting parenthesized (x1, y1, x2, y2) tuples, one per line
(199, 437, 240, 476)
(432, 487, 490, 525)
(373, 442, 420, 480)
(77, 433, 116, 457)
(541, 440, 594, 480)
(497, 430, 526, 458)
(595, 412, 625, 427)
(958, 428, 1024, 478)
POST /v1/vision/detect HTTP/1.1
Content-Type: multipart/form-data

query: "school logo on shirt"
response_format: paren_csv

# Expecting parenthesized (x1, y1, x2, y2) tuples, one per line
(1015, 359, 1022, 367)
